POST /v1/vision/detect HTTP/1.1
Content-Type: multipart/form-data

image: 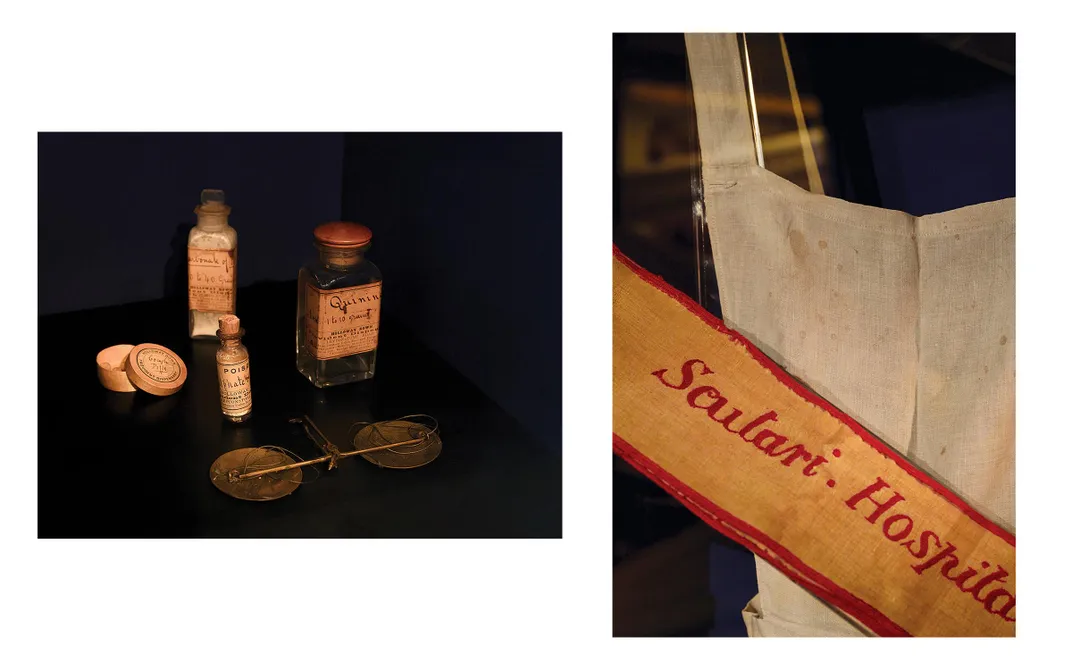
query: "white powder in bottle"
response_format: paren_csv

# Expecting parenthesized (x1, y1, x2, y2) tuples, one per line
(188, 189, 238, 338)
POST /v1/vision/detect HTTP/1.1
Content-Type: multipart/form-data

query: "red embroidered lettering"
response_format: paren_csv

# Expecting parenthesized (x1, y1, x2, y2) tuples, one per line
(711, 407, 744, 433)
(737, 411, 778, 441)
(686, 386, 746, 433)
(648, 355, 1015, 630)
(800, 454, 828, 477)
(751, 430, 788, 453)
(900, 530, 940, 559)
(652, 359, 713, 390)
(946, 563, 983, 592)
(967, 565, 1009, 600)
(764, 443, 814, 467)
(982, 590, 1015, 622)
(845, 477, 905, 524)
(686, 385, 725, 412)
(882, 514, 914, 542)
(911, 543, 958, 576)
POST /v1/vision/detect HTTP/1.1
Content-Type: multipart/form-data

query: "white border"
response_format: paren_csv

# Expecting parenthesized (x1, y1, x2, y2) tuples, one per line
(2, 1, 1064, 666)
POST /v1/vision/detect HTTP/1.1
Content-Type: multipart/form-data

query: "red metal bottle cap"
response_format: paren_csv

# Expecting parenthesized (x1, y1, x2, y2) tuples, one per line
(313, 222, 373, 249)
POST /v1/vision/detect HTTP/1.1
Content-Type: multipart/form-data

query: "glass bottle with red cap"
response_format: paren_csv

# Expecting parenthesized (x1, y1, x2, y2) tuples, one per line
(296, 221, 382, 387)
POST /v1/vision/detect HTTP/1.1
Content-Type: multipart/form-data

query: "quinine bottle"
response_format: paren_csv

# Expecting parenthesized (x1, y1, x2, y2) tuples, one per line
(295, 222, 382, 387)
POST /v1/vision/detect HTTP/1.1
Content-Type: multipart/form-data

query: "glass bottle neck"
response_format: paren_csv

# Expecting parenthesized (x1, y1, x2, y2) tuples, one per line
(217, 334, 245, 349)
(317, 245, 366, 270)
(197, 213, 229, 230)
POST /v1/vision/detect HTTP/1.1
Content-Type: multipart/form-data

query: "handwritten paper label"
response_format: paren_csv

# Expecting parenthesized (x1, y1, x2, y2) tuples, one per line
(217, 358, 252, 413)
(304, 282, 382, 360)
(188, 247, 236, 313)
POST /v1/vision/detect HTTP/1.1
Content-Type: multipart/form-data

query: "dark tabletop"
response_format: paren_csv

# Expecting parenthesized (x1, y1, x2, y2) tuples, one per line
(38, 281, 562, 538)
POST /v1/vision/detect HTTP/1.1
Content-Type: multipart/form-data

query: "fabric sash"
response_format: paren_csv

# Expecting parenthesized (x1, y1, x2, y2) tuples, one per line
(612, 247, 1016, 637)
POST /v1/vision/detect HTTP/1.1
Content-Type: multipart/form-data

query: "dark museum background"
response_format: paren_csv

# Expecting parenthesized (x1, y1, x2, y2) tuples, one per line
(37, 132, 563, 455)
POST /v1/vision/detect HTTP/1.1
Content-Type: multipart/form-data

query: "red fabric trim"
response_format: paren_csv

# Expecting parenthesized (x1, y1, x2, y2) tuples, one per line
(612, 245, 1014, 548)
(613, 433, 909, 637)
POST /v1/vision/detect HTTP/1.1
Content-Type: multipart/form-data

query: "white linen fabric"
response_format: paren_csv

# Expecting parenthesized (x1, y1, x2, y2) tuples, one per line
(685, 33, 1015, 637)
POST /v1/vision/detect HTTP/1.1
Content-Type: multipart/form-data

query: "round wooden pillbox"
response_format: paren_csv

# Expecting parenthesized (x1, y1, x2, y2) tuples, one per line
(95, 343, 188, 396)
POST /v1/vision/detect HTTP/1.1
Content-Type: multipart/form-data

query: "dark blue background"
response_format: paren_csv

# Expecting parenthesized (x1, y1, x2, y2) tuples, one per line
(38, 132, 346, 314)
(865, 87, 1015, 216)
(339, 133, 563, 455)
(38, 132, 563, 453)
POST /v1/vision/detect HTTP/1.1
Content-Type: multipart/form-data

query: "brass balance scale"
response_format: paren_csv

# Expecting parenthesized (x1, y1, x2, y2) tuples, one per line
(209, 414, 442, 501)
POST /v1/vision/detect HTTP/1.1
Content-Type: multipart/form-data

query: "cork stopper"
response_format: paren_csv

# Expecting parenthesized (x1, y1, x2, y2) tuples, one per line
(195, 188, 231, 216)
(219, 314, 241, 336)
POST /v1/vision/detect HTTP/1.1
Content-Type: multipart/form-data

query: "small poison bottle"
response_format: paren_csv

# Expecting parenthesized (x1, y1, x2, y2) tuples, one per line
(296, 222, 382, 387)
(188, 189, 238, 338)
(216, 314, 252, 422)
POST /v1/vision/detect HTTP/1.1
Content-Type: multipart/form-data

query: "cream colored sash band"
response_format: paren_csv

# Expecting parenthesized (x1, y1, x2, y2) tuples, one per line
(612, 247, 1015, 637)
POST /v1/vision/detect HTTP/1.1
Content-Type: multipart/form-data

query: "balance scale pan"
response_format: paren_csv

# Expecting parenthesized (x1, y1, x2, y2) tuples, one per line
(210, 446, 303, 501)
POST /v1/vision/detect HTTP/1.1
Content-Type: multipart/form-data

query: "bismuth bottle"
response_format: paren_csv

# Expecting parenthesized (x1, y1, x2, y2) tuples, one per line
(188, 189, 238, 338)
(296, 222, 382, 387)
